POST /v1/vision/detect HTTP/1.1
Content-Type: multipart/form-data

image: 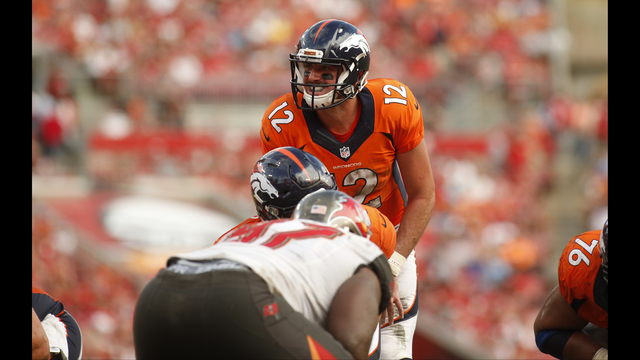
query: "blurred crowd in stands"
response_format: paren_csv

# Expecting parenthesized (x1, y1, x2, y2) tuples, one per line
(416, 92, 606, 358)
(32, 0, 606, 359)
(32, 0, 560, 100)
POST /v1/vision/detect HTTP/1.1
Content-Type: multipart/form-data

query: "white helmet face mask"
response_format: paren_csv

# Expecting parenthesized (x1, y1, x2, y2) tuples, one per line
(289, 20, 371, 110)
(293, 60, 352, 109)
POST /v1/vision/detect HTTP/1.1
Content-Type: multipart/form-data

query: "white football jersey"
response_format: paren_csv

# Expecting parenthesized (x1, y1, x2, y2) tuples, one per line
(169, 219, 386, 326)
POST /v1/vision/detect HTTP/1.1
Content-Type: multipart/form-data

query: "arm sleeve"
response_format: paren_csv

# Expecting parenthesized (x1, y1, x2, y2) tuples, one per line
(391, 82, 424, 154)
(535, 329, 575, 359)
(358, 254, 393, 314)
(260, 101, 286, 154)
(364, 205, 397, 258)
(33, 287, 83, 360)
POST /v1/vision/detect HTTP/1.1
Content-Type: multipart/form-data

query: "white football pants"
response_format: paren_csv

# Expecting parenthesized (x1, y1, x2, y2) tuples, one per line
(368, 250, 418, 359)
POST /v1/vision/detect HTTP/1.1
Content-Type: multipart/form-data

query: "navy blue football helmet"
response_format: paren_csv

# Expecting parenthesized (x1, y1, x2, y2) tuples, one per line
(251, 147, 337, 220)
(290, 19, 370, 110)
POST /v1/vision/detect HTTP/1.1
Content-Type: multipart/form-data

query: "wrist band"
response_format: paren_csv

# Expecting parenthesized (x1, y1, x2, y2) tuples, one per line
(388, 251, 406, 277)
(593, 347, 607, 360)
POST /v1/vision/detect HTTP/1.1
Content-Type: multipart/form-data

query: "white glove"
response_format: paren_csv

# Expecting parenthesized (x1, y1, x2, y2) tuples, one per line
(41, 314, 69, 360)
(593, 347, 608, 360)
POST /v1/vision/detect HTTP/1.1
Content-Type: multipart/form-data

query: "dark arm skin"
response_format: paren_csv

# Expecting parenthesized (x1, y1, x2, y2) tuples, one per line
(326, 267, 382, 360)
(534, 285, 606, 360)
(32, 308, 49, 360)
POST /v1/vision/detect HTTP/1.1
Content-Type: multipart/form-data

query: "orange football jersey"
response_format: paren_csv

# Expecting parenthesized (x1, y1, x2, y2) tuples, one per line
(363, 205, 396, 258)
(260, 78, 424, 226)
(558, 230, 608, 328)
(214, 207, 396, 258)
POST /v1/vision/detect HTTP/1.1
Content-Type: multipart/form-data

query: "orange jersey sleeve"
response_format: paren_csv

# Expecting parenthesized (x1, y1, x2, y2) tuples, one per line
(364, 205, 396, 258)
(260, 78, 424, 226)
(558, 230, 608, 328)
(214, 216, 262, 244)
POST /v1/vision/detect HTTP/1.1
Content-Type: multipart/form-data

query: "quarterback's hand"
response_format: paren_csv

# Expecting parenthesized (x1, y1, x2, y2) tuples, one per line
(383, 276, 403, 325)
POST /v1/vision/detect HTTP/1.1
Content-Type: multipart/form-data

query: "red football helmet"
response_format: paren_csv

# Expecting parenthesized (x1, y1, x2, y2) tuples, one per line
(293, 190, 371, 239)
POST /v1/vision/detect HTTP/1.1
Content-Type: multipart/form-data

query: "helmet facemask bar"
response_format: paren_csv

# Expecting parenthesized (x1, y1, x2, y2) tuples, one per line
(290, 52, 360, 110)
(262, 204, 295, 221)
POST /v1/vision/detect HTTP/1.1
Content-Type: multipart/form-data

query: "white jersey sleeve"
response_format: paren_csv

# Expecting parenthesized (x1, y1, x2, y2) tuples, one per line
(169, 219, 386, 326)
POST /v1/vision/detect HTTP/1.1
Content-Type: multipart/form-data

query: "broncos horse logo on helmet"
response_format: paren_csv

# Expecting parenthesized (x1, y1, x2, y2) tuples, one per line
(251, 147, 337, 221)
(251, 172, 279, 203)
